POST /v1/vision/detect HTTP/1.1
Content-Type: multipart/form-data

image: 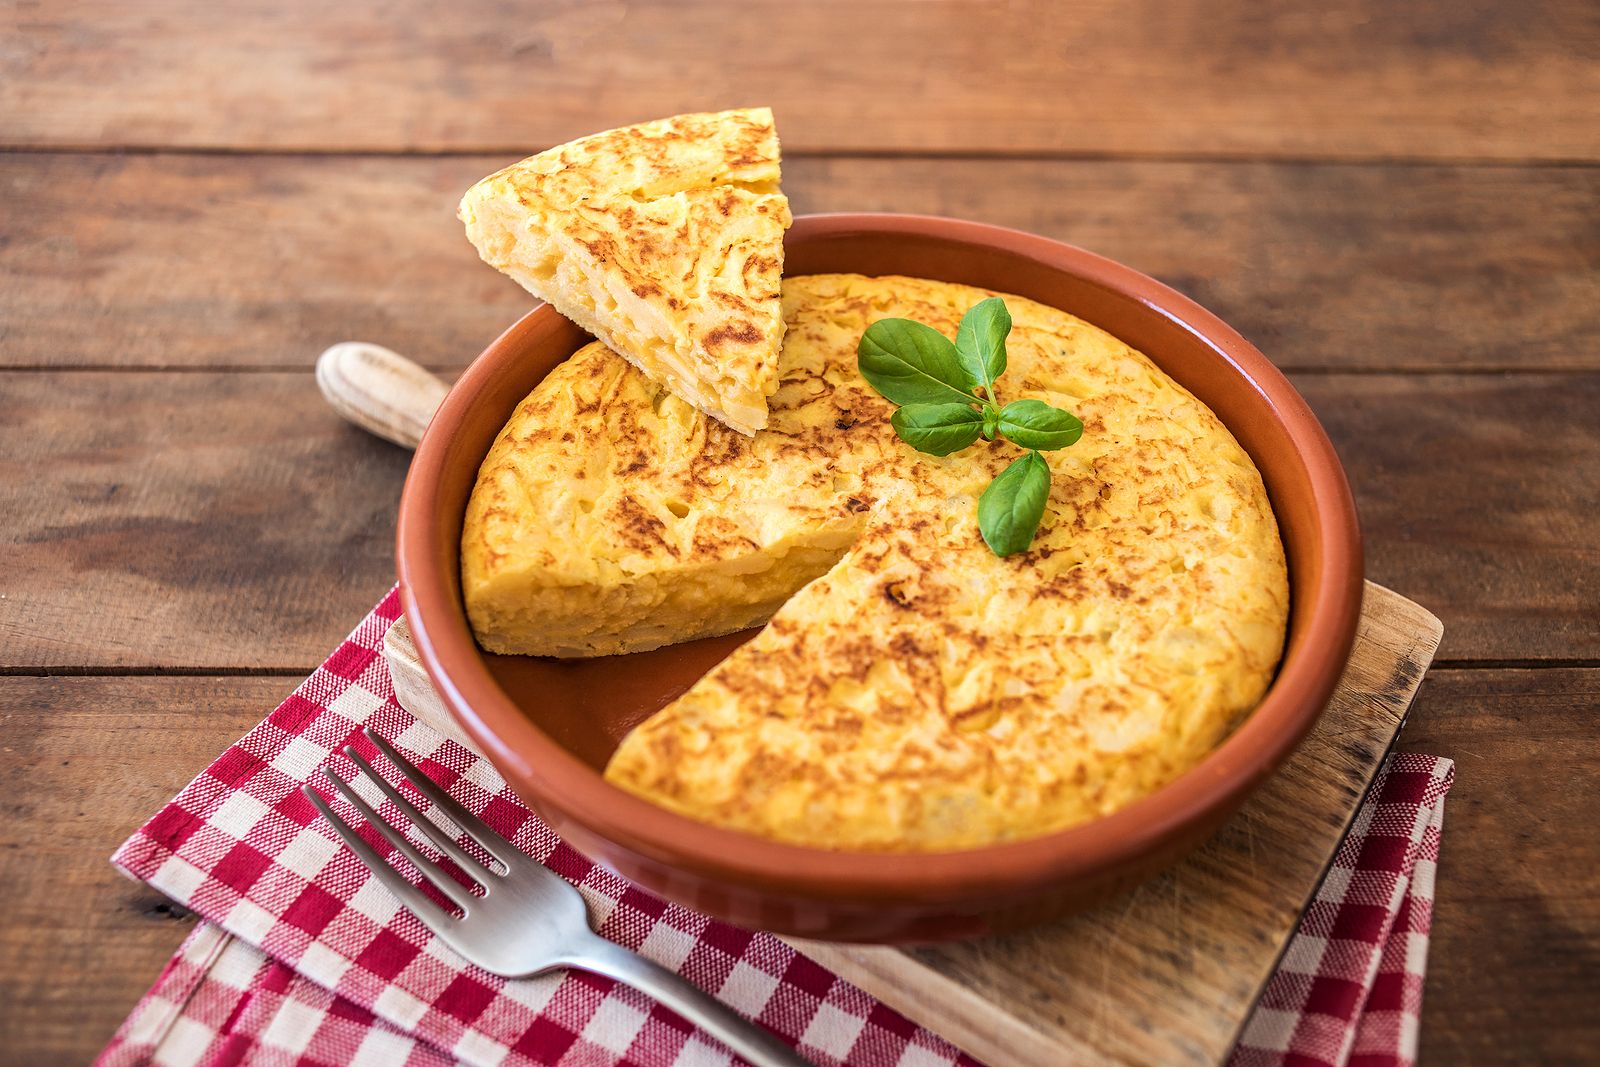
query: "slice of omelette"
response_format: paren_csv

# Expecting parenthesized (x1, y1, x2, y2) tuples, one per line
(461, 274, 1290, 851)
(458, 108, 791, 435)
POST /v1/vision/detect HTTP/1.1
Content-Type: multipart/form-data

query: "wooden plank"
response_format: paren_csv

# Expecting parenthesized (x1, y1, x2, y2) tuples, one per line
(0, 372, 414, 672)
(382, 583, 1438, 1065)
(0, 676, 275, 1064)
(4, 153, 1598, 372)
(2, 1, 1597, 160)
(0, 154, 514, 373)
(1394, 668, 1600, 1066)
(1292, 373, 1600, 665)
(3, 371, 1595, 671)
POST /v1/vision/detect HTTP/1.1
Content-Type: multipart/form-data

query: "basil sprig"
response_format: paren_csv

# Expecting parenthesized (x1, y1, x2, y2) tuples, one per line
(857, 298, 1084, 557)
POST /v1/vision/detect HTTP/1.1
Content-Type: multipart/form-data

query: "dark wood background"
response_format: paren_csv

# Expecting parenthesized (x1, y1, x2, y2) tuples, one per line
(2, 2, 1596, 1062)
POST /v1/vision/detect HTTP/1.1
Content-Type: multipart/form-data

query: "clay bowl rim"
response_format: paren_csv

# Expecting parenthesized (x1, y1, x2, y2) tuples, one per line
(398, 212, 1364, 909)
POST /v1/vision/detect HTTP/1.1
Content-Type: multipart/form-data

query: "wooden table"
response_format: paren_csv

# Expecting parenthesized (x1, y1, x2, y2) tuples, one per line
(1, 3, 1595, 1063)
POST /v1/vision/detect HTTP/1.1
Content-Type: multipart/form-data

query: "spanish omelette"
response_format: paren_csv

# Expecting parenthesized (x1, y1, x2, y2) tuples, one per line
(458, 108, 791, 435)
(462, 274, 1289, 850)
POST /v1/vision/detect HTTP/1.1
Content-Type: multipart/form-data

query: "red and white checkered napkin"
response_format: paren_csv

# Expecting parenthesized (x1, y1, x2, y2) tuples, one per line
(1230, 753, 1453, 1067)
(100, 591, 1453, 1067)
(102, 591, 976, 1067)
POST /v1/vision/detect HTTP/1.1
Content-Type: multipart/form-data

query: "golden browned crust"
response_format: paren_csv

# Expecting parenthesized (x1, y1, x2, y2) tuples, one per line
(463, 274, 1290, 850)
(458, 108, 791, 435)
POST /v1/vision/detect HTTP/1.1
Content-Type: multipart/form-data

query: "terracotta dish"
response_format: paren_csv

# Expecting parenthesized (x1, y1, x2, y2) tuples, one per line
(396, 214, 1363, 943)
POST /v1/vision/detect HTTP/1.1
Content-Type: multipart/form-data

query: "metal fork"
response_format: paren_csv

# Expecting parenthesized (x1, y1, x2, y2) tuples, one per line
(304, 729, 809, 1067)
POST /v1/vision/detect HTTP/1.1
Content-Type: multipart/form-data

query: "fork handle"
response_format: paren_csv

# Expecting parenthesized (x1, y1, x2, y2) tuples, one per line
(565, 934, 812, 1066)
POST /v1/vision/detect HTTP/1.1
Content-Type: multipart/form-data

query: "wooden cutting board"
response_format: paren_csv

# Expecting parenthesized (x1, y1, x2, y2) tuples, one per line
(383, 581, 1441, 1066)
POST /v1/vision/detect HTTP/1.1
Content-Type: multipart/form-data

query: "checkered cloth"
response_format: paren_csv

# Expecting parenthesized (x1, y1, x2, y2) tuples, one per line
(1230, 755, 1452, 1067)
(100, 591, 1452, 1067)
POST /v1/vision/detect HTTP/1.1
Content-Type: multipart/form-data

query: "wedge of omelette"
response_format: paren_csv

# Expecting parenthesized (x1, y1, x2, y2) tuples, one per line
(458, 108, 791, 435)
(461, 274, 1289, 851)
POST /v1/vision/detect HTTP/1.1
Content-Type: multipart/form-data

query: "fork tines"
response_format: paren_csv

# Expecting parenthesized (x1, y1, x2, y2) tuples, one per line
(301, 728, 514, 921)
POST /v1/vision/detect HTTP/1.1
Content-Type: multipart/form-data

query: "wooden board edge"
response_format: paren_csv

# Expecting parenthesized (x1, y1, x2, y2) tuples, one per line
(1359, 580, 1446, 666)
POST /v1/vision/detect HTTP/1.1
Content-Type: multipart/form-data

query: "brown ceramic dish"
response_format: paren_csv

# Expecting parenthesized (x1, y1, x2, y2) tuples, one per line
(396, 214, 1363, 943)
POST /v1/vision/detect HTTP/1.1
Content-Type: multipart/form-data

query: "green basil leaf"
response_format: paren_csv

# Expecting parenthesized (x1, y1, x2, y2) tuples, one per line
(857, 319, 976, 407)
(954, 297, 1011, 397)
(978, 450, 1052, 557)
(890, 403, 985, 456)
(996, 398, 1083, 451)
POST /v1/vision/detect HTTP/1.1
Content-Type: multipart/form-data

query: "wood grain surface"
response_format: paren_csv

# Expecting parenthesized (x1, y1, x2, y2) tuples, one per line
(1293, 373, 1600, 665)
(4, 154, 1597, 372)
(0, 678, 275, 1062)
(385, 584, 1442, 1066)
(0, 372, 415, 672)
(3, 1, 1597, 1063)
(1392, 669, 1600, 1065)
(3, 1, 1597, 160)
